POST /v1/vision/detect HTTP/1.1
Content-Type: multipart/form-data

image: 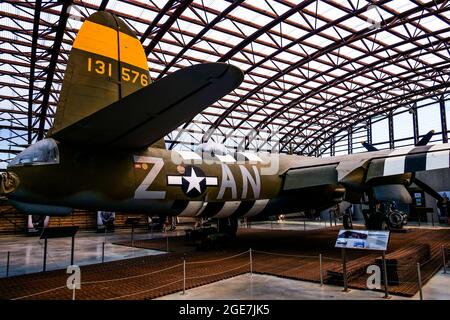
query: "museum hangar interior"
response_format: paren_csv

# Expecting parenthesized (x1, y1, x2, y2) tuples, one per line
(0, 0, 450, 301)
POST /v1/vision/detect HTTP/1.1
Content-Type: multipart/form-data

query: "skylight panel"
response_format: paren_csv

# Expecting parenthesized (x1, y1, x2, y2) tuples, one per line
(425, 15, 450, 30)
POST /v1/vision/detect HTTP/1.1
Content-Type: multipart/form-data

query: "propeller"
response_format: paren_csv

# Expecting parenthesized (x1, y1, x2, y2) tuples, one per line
(416, 130, 435, 146)
(361, 129, 436, 152)
(362, 142, 378, 152)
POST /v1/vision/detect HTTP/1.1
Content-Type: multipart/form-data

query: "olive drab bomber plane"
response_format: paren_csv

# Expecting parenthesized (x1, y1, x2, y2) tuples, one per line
(1, 11, 450, 234)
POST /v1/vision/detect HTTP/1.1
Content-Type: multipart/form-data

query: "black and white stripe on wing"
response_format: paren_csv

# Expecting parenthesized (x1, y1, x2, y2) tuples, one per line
(367, 144, 450, 181)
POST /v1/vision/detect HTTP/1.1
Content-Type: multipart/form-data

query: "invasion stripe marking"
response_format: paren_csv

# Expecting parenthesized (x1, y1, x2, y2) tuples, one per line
(426, 150, 450, 171)
(383, 156, 406, 176)
(408, 145, 432, 154)
(383, 146, 416, 176)
(239, 152, 262, 162)
(201, 202, 225, 218)
(430, 143, 450, 151)
(404, 153, 427, 172)
(178, 201, 204, 217)
(176, 151, 202, 160)
(196, 202, 208, 216)
(243, 199, 270, 217)
(212, 201, 241, 218)
(215, 154, 236, 163)
(232, 201, 256, 217)
(388, 146, 415, 157)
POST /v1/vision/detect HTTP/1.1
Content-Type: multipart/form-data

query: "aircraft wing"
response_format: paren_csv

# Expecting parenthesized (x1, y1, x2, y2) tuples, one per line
(281, 144, 450, 203)
(51, 63, 243, 149)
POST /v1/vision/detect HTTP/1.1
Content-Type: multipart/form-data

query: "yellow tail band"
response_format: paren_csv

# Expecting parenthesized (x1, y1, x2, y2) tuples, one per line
(73, 20, 148, 71)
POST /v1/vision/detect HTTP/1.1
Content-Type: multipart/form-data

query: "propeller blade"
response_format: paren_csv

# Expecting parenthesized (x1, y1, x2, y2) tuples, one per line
(362, 141, 378, 152)
(416, 130, 435, 146)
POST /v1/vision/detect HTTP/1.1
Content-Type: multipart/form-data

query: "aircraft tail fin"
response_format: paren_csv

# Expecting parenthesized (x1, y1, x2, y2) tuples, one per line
(51, 11, 166, 148)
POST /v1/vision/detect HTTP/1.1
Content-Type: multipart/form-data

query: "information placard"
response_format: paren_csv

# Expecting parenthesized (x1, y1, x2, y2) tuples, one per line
(335, 229, 390, 251)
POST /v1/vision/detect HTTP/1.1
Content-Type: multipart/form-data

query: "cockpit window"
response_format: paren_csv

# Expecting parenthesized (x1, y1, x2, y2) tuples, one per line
(8, 138, 59, 167)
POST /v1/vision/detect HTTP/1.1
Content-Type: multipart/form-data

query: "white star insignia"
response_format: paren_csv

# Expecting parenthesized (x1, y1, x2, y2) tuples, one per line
(182, 168, 204, 193)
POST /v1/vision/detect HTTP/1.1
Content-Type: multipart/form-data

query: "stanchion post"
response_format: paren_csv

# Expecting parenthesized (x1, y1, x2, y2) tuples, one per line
(131, 223, 135, 247)
(102, 242, 105, 263)
(304, 220, 306, 231)
(342, 248, 348, 292)
(43, 238, 48, 272)
(70, 235, 75, 266)
(166, 231, 169, 252)
(319, 254, 323, 286)
(249, 248, 253, 276)
(442, 245, 447, 274)
(6, 251, 10, 277)
(182, 257, 186, 295)
(417, 262, 423, 300)
(382, 251, 390, 299)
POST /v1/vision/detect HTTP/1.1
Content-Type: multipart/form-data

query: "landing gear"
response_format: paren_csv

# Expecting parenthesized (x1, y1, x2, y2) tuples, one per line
(343, 214, 353, 229)
(217, 217, 238, 237)
(363, 195, 407, 230)
(342, 207, 353, 229)
(388, 209, 408, 229)
(187, 217, 238, 250)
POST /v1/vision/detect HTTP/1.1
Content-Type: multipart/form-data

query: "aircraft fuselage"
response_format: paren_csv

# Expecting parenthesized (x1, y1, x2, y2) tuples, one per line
(5, 139, 342, 218)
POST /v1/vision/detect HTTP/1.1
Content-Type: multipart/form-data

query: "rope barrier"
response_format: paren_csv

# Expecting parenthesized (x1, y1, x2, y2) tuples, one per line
(82, 263, 183, 285)
(252, 249, 320, 260)
(12, 285, 67, 300)
(107, 279, 184, 300)
(9, 242, 450, 300)
(186, 250, 249, 265)
(185, 263, 250, 281)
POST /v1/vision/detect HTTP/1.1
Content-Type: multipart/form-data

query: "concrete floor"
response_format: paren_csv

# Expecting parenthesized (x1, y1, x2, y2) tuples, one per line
(246, 220, 450, 232)
(158, 270, 450, 300)
(1, 221, 449, 300)
(0, 228, 177, 277)
(1, 220, 447, 278)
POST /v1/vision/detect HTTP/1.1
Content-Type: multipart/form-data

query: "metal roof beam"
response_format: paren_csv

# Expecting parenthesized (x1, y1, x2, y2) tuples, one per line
(35, 0, 72, 140)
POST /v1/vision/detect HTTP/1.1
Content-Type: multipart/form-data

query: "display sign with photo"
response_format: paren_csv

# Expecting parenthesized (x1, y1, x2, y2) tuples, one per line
(335, 229, 390, 251)
(27, 215, 50, 234)
(96, 211, 115, 231)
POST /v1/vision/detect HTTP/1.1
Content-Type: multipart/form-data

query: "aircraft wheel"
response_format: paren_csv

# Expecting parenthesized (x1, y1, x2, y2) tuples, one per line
(388, 210, 406, 229)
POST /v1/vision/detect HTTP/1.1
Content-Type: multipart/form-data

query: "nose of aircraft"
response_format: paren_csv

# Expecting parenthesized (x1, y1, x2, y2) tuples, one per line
(0, 171, 19, 195)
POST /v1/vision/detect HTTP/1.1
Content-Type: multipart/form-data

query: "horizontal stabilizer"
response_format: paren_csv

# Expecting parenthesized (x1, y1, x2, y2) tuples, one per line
(51, 63, 243, 149)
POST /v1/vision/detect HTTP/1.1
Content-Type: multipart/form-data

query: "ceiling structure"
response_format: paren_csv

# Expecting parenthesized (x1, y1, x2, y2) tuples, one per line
(1, 0, 450, 168)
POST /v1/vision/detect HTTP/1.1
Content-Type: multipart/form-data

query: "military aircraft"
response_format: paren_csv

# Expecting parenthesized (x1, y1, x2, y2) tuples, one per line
(1, 11, 449, 235)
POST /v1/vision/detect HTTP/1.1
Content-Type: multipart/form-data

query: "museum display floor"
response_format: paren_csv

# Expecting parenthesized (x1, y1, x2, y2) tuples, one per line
(0, 228, 178, 277)
(158, 270, 450, 300)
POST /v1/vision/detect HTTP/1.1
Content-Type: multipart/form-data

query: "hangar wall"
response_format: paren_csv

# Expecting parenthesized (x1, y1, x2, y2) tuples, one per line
(0, 207, 148, 234)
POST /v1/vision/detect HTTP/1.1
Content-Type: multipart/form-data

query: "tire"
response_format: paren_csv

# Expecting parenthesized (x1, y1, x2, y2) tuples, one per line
(388, 210, 405, 229)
